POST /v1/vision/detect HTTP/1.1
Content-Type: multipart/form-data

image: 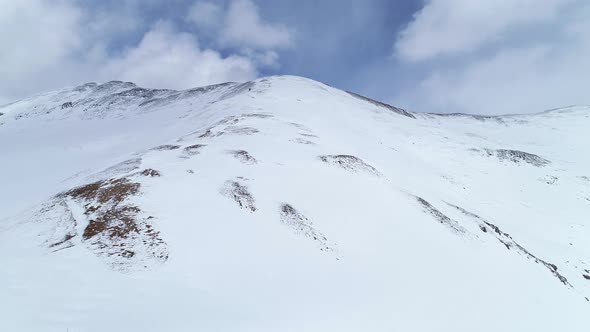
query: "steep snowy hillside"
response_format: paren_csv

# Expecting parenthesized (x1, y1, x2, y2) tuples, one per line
(1, 76, 589, 331)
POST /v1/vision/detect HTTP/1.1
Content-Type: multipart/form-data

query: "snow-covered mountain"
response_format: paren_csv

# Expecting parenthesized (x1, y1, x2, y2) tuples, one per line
(1, 76, 589, 331)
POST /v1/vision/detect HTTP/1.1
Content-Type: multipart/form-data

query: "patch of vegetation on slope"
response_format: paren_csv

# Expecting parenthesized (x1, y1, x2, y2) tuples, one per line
(54, 177, 168, 271)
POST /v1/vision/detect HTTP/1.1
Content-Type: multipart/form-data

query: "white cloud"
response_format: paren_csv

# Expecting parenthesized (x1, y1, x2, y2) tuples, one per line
(102, 21, 258, 89)
(220, 0, 294, 50)
(186, 1, 222, 29)
(395, 0, 590, 114)
(183, 0, 294, 71)
(395, 0, 573, 61)
(239, 49, 281, 68)
(0, 0, 265, 102)
(0, 0, 83, 97)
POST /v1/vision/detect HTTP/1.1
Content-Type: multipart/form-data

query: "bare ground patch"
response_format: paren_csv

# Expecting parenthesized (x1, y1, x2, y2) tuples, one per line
(197, 127, 223, 138)
(241, 113, 273, 119)
(228, 150, 258, 164)
(539, 175, 558, 185)
(180, 144, 206, 158)
(474, 148, 550, 167)
(220, 180, 257, 212)
(150, 144, 181, 151)
(140, 169, 161, 177)
(279, 203, 333, 252)
(194, 125, 259, 139)
(319, 155, 382, 176)
(446, 203, 571, 287)
(415, 197, 466, 234)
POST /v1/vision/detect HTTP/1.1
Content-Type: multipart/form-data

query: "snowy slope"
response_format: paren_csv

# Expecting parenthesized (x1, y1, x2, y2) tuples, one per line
(1, 76, 589, 331)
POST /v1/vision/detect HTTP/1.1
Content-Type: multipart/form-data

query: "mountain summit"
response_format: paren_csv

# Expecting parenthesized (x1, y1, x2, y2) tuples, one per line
(1, 76, 589, 331)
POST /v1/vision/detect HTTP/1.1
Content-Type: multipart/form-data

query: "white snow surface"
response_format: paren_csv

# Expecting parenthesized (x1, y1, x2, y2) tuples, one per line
(1, 76, 589, 331)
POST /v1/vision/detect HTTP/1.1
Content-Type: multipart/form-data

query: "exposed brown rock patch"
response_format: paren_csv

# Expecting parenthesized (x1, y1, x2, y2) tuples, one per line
(58, 177, 168, 271)
(65, 178, 140, 205)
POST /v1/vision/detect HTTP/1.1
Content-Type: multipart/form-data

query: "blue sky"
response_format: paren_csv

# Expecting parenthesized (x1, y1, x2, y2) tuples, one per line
(2, 0, 590, 114)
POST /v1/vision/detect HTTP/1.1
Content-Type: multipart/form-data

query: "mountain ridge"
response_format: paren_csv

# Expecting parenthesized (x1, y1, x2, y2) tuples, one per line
(2, 75, 589, 120)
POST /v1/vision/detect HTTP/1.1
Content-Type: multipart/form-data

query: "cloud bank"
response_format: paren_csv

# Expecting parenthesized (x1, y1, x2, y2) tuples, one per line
(1, 0, 588, 115)
(0, 0, 293, 103)
(394, 0, 590, 114)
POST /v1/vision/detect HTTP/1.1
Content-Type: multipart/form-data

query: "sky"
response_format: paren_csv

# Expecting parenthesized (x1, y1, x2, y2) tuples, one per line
(1, 0, 589, 115)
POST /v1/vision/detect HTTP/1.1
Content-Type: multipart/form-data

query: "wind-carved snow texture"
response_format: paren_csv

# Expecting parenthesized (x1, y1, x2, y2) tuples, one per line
(58, 177, 168, 271)
(319, 155, 382, 177)
(279, 204, 333, 252)
(197, 127, 223, 139)
(86, 157, 142, 182)
(288, 122, 314, 133)
(478, 148, 550, 167)
(228, 150, 258, 164)
(540, 175, 558, 185)
(220, 180, 257, 212)
(291, 138, 316, 145)
(180, 114, 268, 141)
(291, 130, 318, 145)
(446, 203, 571, 287)
(225, 126, 260, 136)
(415, 197, 467, 234)
(428, 112, 507, 124)
(199, 125, 259, 138)
(299, 133, 318, 138)
(346, 91, 415, 119)
(37, 199, 78, 252)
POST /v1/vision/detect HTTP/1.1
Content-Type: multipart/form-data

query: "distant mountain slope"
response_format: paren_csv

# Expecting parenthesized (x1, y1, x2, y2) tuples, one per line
(1, 76, 589, 331)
